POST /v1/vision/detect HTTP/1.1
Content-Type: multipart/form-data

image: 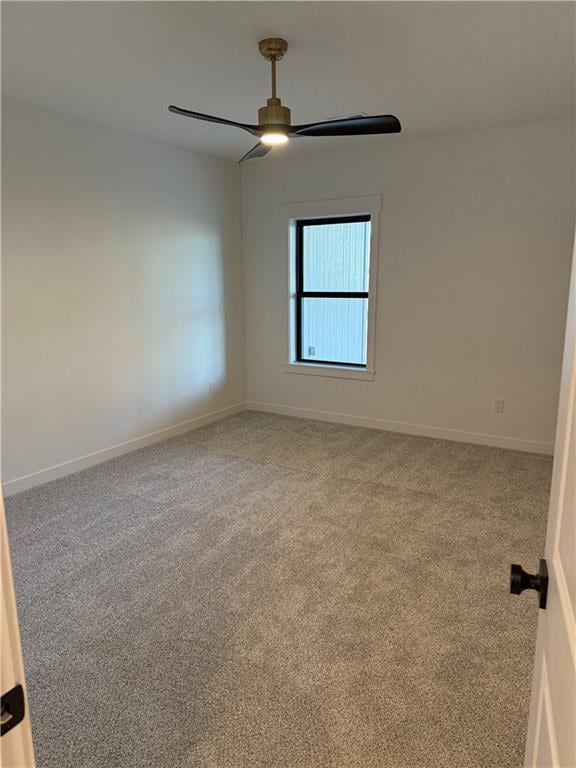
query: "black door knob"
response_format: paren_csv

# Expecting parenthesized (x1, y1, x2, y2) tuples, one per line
(510, 559, 548, 609)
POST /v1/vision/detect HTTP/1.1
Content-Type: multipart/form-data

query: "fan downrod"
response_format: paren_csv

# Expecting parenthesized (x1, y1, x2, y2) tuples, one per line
(257, 37, 290, 127)
(258, 38, 288, 61)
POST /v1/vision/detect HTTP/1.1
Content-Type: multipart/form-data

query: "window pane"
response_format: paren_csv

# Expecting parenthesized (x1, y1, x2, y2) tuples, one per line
(302, 220, 370, 292)
(301, 298, 368, 365)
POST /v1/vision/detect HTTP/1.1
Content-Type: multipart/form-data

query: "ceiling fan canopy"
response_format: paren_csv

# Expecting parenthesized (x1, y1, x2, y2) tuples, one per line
(168, 37, 401, 162)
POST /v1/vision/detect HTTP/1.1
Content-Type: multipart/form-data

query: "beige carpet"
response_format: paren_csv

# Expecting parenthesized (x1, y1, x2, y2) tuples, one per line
(6, 412, 551, 768)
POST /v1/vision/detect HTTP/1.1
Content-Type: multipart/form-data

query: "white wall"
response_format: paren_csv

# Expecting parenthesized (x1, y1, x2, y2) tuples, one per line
(2, 98, 245, 490)
(242, 120, 575, 453)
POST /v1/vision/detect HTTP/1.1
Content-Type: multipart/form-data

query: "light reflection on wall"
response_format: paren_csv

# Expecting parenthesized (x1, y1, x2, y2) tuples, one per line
(147, 227, 227, 420)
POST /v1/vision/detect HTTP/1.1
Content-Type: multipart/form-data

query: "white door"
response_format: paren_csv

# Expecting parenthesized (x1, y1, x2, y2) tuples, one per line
(523, 233, 576, 768)
(1, 495, 35, 768)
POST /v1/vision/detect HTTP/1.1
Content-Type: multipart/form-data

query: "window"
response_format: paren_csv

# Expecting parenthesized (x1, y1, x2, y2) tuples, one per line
(283, 196, 380, 381)
(295, 215, 371, 368)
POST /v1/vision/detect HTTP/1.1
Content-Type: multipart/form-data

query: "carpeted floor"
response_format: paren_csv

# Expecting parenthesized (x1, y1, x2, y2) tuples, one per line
(6, 412, 551, 768)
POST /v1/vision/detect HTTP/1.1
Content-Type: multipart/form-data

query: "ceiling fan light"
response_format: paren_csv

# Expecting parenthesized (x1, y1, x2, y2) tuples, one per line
(261, 131, 289, 146)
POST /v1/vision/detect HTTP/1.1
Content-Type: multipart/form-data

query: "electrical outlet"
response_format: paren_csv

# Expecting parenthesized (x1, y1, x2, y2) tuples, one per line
(491, 399, 505, 414)
(209, 382, 216, 394)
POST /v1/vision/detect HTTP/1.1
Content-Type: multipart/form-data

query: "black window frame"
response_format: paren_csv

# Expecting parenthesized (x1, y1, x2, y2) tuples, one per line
(295, 214, 371, 368)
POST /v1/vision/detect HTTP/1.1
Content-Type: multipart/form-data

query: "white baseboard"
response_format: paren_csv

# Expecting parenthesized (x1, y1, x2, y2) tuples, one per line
(2, 402, 247, 497)
(246, 400, 554, 455)
(4, 398, 553, 497)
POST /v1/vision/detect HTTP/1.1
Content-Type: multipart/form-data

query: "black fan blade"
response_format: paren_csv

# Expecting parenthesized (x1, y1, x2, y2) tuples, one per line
(239, 142, 271, 163)
(168, 105, 261, 137)
(290, 115, 401, 137)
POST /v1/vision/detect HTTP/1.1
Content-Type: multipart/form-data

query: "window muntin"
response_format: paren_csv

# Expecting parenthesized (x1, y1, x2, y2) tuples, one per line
(296, 215, 371, 367)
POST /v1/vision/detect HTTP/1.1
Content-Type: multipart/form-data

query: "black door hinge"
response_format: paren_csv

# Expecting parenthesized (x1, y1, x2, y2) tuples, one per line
(0, 684, 26, 737)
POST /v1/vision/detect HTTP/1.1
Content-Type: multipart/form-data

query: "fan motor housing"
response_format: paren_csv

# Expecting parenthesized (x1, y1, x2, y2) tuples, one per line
(258, 98, 291, 129)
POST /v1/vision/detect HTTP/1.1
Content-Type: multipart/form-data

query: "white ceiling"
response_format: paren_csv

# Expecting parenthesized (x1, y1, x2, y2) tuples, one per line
(2, 2, 574, 161)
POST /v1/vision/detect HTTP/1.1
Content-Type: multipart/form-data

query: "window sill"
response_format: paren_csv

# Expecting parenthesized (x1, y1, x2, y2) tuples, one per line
(283, 363, 375, 381)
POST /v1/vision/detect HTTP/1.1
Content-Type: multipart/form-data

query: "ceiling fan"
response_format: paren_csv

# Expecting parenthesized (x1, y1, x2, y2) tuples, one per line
(169, 38, 401, 162)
